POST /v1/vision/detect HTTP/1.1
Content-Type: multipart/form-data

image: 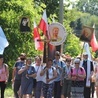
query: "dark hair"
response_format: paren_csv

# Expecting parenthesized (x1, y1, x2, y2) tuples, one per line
(35, 56, 41, 61)
(55, 51, 60, 56)
(47, 58, 53, 62)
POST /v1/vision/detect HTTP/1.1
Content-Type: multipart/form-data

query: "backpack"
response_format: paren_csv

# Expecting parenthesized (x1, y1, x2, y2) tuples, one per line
(53, 60, 63, 68)
(70, 67, 83, 75)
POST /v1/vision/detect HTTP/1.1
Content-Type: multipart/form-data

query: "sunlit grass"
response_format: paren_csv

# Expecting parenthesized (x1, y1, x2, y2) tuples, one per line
(4, 83, 14, 98)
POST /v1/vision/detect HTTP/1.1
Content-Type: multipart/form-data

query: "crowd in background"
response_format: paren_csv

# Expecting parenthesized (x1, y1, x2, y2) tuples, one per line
(4, 51, 98, 98)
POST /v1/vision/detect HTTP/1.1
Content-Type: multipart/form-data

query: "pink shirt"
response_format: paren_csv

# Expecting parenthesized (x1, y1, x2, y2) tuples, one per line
(0, 65, 7, 82)
(70, 67, 86, 81)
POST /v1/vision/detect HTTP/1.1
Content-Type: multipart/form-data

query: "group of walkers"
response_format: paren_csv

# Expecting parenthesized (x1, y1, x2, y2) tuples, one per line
(1, 51, 98, 98)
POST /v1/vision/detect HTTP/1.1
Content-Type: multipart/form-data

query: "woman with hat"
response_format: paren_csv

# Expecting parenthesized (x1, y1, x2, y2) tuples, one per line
(69, 58, 86, 98)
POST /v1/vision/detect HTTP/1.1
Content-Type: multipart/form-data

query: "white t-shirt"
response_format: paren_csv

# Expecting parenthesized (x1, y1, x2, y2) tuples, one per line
(32, 63, 45, 82)
(42, 66, 56, 84)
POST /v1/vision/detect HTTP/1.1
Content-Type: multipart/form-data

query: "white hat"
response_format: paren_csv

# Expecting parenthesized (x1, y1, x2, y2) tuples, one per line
(83, 52, 88, 55)
(74, 58, 80, 63)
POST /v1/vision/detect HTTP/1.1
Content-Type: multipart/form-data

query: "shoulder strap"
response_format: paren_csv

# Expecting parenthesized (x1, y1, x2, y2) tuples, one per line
(71, 68, 73, 73)
(4, 63, 7, 70)
(52, 66, 54, 72)
(63, 66, 66, 73)
(80, 67, 83, 72)
(61, 61, 63, 68)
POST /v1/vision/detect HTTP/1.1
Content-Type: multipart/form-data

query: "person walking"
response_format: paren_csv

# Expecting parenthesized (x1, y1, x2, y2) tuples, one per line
(61, 57, 72, 98)
(53, 51, 65, 98)
(18, 57, 36, 98)
(81, 52, 94, 98)
(32, 56, 45, 98)
(69, 58, 86, 98)
(12, 53, 26, 98)
(0, 55, 9, 98)
(40, 58, 57, 98)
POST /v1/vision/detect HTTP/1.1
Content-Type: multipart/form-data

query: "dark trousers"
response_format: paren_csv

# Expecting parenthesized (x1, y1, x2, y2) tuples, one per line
(35, 81, 43, 98)
(14, 80, 21, 98)
(54, 81, 62, 98)
(84, 86, 90, 98)
(0, 81, 6, 98)
(90, 82, 95, 98)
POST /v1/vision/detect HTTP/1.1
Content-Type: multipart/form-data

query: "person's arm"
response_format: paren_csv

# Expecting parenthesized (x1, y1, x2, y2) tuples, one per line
(18, 66, 27, 74)
(27, 73, 37, 78)
(40, 66, 48, 76)
(5, 64, 9, 83)
(12, 67, 16, 83)
(89, 61, 94, 80)
(61, 67, 65, 81)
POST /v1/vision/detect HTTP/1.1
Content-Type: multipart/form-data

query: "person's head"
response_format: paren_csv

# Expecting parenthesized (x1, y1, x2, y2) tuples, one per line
(66, 57, 72, 66)
(74, 58, 80, 68)
(20, 53, 26, 61)
(0, 55, 3, 65)
(47, 58, 53, 67)
(26, 57, 32, 66)
(52, 27, 59, 38)
(83, 52, 88, 60)
(55, 51, 60, 60)
(35, 56, 41, 65)
(76, 56, 81, 60)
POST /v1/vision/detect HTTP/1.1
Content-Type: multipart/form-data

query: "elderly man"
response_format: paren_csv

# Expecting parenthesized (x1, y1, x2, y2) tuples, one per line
(81, 52, 94, 98)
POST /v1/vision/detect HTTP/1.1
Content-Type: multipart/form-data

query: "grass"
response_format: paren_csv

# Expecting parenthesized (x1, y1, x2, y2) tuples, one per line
(4, 83, 14, 98)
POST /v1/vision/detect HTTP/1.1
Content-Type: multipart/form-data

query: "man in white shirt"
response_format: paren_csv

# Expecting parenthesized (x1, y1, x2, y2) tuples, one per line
(32, 56, 45, 98)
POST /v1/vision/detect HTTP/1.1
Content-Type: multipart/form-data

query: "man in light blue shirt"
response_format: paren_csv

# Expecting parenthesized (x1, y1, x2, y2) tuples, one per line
(53, 51, 66, 98)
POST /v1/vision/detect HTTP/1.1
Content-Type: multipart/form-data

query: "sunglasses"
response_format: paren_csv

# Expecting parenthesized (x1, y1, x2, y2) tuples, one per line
(75, 63, 79, 64)
(67, 60, 71, 62)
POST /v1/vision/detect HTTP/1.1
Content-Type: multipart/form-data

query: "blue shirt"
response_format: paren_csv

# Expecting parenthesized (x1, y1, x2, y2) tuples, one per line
(53, 59, 66, 81)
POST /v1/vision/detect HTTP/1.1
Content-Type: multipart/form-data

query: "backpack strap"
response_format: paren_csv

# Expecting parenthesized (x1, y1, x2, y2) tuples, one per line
(80, 67, 83, 72)
(4, 63, 7, 70)
(60, 61, 63, 68)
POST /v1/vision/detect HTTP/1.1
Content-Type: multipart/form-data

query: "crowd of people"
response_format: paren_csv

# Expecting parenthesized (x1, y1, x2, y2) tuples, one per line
(1, 51, 98, 98)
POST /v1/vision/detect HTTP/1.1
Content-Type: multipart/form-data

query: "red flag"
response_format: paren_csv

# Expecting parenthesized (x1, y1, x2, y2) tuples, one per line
(90, 29, 98, 52)
(38, 10, 48, 36)
(33, 22, 44, 51)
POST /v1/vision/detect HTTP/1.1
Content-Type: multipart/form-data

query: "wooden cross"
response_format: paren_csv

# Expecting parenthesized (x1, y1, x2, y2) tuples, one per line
(37, 36, 57, 63)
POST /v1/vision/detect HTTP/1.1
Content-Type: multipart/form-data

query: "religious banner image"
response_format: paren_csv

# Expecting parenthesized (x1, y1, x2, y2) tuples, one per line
(48, 23, 67, 46)
(80, 26, 94, 42)
(20, 16, 31, 32)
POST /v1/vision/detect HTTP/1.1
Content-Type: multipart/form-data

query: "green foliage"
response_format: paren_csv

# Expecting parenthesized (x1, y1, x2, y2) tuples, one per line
(76, 0, 98, 15)
(64, 33, 81, 57)
(0, 0, 44, 80)
(0, 0, 89, 81)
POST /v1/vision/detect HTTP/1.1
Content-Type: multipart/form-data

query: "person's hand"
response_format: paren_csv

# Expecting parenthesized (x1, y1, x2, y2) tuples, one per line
(55, 65, 59, 69)
(88, 76, 91, 81)
(5, 79, 8, 84)
(60, 81, 63, 86)
(71, 76, 77, 81)
(11, 78, 15, 83)
(46, 79, 51, 83)
(26, 74, 29, 79)
(44, 67, 48, 72)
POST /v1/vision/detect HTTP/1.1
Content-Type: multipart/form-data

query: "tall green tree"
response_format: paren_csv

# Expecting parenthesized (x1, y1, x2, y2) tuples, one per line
(0, 0, 44, 79)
